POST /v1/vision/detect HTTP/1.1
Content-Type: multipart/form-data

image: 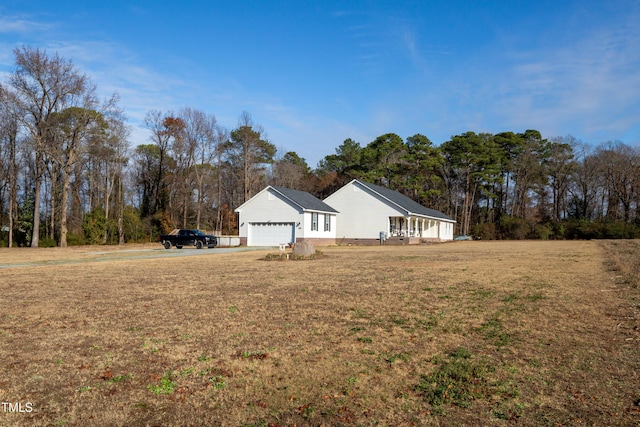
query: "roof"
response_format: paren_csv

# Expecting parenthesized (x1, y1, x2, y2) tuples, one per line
(260, 186, 339, 214)
(353, 180, 454, 222)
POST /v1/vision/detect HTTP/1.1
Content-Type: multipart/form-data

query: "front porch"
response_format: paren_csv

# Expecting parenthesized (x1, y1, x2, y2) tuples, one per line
(389, 216, 441, 239)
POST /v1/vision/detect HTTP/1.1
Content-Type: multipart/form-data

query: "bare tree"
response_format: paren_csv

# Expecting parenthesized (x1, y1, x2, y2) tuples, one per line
(0, 88, 20, 247)
(213, 125, 229, 232)
(180, 107, 219, 230)
(161, 115, 191, 227)
(142, 110, 174, 217)
(7, 47, 90, 247)
(46, 104, 106, 247)
(547, 136, 577, 221)
(90, 102, 129, 244)
(595, 141, 639, 222)
(568, 143, 601, 220)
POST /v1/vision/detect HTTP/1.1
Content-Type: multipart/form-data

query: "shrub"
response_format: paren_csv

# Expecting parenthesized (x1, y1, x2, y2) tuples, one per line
(38, 236, 57, 248)
(497, 216, 530, 240)
(122, 206, 145, 243)
(66, 232, 86, 246)
(83, 208, 107, 244)
(562, 220, 640, 240)
(471, 222, 496, 240)
(531, 223, 552, 240)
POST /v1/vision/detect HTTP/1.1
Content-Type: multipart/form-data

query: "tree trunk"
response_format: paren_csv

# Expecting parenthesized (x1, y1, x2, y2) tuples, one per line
(59, 163, 72, 248)
(117, 175, 124, 245)
(31, 154, 42, 248)
(8, 133, 17, 248)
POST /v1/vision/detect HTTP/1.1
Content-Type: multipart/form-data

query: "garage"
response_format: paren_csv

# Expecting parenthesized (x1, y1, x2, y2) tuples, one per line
(248, 222, 295, 246)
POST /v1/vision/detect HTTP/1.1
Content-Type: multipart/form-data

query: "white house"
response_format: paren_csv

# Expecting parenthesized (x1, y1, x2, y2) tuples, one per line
(323, 179, 455, 243)
(235, 186, 338, 246)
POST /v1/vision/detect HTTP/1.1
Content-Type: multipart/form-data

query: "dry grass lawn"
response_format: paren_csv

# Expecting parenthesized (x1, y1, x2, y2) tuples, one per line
(0, 240, 638, 426)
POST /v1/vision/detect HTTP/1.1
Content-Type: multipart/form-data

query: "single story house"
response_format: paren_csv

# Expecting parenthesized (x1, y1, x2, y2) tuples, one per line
(323, 179, 455, 243)
(235, 186, 338, 246)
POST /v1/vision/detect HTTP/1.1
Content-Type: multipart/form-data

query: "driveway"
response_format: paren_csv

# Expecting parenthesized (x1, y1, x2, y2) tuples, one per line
(0, 245, 271, 269)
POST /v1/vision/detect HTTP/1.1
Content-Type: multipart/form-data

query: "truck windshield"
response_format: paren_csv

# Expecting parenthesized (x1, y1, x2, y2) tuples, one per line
(194, 230, 205, 236)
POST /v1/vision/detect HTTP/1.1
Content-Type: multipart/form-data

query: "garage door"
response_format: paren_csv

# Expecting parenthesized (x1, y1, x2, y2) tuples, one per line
(248, 222, 295, 246)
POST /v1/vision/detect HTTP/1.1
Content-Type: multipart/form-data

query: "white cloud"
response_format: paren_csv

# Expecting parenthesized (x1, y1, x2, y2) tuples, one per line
(0, 17, 52, 34)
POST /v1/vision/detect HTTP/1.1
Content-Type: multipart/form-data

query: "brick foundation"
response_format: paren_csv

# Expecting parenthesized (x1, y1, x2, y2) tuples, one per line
(295, 238, 336, 246)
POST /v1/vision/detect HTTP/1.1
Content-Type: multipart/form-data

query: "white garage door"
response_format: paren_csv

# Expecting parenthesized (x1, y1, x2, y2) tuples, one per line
(248, 222, 295, 246)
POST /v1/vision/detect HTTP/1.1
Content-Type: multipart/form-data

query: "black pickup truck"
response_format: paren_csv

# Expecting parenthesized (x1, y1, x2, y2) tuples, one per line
(159, 229, 218, 249)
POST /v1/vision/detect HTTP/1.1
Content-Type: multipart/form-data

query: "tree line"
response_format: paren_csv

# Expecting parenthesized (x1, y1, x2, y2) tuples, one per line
(1, 47, 639, 247)
(317, 132, 640, 239)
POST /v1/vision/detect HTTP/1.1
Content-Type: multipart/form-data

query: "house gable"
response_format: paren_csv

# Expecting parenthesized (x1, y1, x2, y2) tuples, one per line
(236, 186, 337, 246)
(235, 187, 304, 218)
(324, 180, 403, 239)
(324, 179, 455, 241)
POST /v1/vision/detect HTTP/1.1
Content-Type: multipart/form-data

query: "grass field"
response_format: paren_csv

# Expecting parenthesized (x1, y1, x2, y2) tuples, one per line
(0, 240, 638, 426)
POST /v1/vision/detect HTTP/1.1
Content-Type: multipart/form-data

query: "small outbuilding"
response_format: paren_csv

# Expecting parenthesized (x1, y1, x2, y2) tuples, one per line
(323, 179, 455, 244)
(235, 186, 338, 246)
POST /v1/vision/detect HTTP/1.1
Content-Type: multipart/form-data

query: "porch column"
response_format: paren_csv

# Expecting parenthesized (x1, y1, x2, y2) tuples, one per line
(406, 217, 410, 237)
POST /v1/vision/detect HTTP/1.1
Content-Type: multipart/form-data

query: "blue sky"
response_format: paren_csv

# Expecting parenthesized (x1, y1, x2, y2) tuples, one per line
(1, 0, 639, 167)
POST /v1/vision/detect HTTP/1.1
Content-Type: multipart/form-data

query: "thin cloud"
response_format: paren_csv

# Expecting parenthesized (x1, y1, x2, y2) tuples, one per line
(503, 16, 640, 137)
(0, 17, 52, 34)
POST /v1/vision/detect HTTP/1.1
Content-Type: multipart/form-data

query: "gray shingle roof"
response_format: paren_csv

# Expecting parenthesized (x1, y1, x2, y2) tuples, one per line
(356, 180, 454, 221)
(271, 186, 339, 213)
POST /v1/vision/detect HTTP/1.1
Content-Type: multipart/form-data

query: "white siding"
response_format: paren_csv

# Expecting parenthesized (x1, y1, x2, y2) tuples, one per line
(303, 211, 337, 239)
(237, 188, 303, 245)
(236, 187, 337, 245)
(325, 181, 405, 239)
(439, 221, 454, 240)
(324, 181, 456, 241)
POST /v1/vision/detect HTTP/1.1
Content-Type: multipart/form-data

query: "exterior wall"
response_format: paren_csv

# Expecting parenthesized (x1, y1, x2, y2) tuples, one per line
(418, 218, 455, 240)
(236, 188, 304, 241)
(302, 211, 337, 240)
(324, 182, 405, 239)
(236, 187, 337, 244)
(439, 221, 455, 241)
(324, 181, 456, 242)
(425, 220, 439, 239)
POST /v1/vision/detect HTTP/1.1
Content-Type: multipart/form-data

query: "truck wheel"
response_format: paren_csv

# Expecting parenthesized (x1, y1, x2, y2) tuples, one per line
(196, 240, 203, 249)
(163, 241, 171, 249)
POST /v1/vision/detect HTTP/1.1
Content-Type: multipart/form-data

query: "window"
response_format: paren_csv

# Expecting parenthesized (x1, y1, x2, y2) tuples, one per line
(324, 214, 331, 232)
(311, 212, 318, 231)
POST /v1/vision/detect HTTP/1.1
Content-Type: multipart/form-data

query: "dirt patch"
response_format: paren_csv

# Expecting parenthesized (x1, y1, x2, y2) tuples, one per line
(0, 241, 638, 426)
